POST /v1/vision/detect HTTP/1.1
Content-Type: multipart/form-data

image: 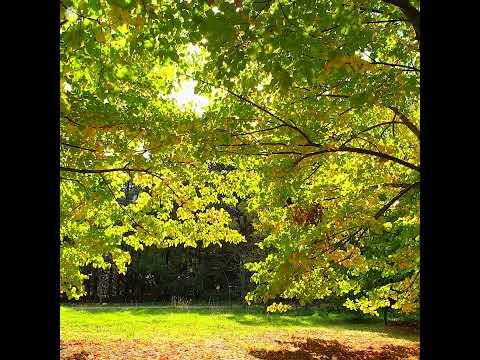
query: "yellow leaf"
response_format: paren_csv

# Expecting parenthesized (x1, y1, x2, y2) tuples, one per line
(120, 9, 131, 24)
(135, 15, 144, 30)
(95, 31, 106, 43)
(85, 127, 97, 139)
(66, 123, 77, 135)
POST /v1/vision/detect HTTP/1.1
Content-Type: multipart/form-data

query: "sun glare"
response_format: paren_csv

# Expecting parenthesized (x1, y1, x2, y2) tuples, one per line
(170, 79, 210, 116)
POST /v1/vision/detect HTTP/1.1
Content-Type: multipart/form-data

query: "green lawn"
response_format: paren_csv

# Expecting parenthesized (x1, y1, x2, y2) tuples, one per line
(61, 306, 420, 359)
(61, 305, 418, 345)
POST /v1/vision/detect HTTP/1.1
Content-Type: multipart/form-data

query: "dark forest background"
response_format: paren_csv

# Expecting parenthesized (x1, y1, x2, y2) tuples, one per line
(61, 170, 265, 305)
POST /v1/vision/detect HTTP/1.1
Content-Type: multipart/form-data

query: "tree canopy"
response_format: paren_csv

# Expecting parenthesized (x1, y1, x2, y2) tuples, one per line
(60, 0, 420, 316)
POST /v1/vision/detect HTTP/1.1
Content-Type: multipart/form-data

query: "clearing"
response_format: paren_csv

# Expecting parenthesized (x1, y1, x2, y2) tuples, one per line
(60, 305, 419, 360)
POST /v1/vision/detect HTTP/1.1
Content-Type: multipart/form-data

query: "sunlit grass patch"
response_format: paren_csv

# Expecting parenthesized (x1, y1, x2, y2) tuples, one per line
(61, 305, 418, 344)
(61, 306, 419, 359)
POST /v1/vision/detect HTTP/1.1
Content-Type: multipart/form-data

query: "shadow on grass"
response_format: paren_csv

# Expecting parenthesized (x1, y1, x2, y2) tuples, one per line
(224, 312, 419, 341)
(249, 337, 419, 360)
(64, 306, 418, 341)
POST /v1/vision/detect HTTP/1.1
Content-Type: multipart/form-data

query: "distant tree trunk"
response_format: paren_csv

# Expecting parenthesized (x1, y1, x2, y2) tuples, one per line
(239, 264, 246, 298)
(138, 275, 144, 302)
(97, 268, 110, 303)
(83, 276, 90, 303)
(92, 269, 98, 302)
(107, 266, 113, 300)
(384, 297, 397, 325)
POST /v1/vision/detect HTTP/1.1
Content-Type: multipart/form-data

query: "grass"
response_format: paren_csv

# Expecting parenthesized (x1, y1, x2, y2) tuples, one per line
(61, 305, 418, 344)
(61, 305, 420, 359)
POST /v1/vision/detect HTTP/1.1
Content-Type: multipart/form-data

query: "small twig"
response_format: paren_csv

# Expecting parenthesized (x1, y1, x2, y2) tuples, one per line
(62, 116, 80, 126)
(371, 61, 420, 72)
(100, 174, 152, 235)
(364, 19, 409, 24)
(190, 75, 314, 145)
(60, 0, 102, 24)
(342, 121, 403, 146)
(60, 177, 90, 193)
(254, 0, 272, 19)
(61, 142, 96, 153)
(232, 124, 289, 136)
(303, 162, 322, 182)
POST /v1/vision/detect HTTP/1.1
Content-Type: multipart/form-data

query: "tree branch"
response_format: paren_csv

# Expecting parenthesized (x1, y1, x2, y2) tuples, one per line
(294, 146, 420, 172)
(62, 116, 80, 126)
(61, 142, 96, 153)
(193, 76, 314, 145)
(219, 142, 317, 148)
(341, 121, 405, 146)
(60, 177, 90, 192)
(217, 150, 303, 156)
(381, 182, 417, 188)
(374, 181, 420, 218)
(303, 162, 322, 182)
(254, 0, 272, 19)
(60, 166, 187, 202)
(60, 0, 102, 24)
(371, 61, 420, 72)
(381, 0, 420, 42)
(364, 19, 409, 24)
(99, 174, 152, 236)
(60, 166, 151, 174)
(388, 107, 420, 139)
(232, 124, 289, 136)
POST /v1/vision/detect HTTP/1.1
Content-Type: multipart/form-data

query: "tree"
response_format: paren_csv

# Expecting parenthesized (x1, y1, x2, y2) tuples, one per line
(188, 0, 420, 316)
(60, 0, 258, 297)
(60, 0, 420, 316)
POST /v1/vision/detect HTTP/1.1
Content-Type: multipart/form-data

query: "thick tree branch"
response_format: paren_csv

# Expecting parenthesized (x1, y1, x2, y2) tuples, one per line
(381, 0, 420, 42)
(389, 107, 420, 139)
(294, 146, 420, 172)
